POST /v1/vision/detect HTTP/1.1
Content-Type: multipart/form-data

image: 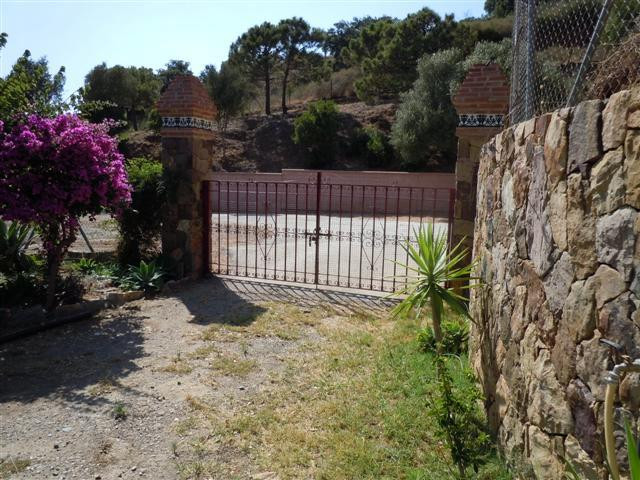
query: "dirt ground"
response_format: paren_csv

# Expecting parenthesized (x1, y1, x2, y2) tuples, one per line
(0, 278, 395, 480)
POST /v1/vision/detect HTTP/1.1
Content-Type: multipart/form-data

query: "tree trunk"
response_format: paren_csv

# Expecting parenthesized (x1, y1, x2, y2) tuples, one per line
(264, 67, 271, 116)
(45, 249, 61, 312)
(281, 64, 290, 115)
(430, 295, 443, 354)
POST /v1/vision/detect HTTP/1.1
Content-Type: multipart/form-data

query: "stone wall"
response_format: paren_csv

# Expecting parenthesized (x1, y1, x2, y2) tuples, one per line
(470, 87, 640, 478)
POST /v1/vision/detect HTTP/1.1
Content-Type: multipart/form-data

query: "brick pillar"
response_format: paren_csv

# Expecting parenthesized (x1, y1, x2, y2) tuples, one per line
(157, 75, 217, 278)
(451, 63, 510, 260)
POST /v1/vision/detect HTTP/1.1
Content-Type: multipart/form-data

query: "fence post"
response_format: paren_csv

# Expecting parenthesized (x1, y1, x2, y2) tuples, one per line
(157, 75, 217, 279)
(201, 180, 211, 275)
(566, 0, 615, 107)
(524, 0, 536, 120)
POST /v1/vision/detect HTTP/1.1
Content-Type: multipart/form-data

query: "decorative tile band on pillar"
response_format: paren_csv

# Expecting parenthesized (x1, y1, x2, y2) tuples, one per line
(161, 116, 216, 131)
(451, 63, 510, 273)
(458, 113, 504, 128)
(157, 75, 217, 279)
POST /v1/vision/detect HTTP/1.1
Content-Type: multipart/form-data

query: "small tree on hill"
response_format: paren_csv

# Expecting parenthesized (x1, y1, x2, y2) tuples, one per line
(229, 22, 281, 115)
(0, 115, 131, 310)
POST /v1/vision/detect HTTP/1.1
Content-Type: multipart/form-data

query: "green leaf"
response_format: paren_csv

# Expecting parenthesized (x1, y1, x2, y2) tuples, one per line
(626, 420, 640, 480)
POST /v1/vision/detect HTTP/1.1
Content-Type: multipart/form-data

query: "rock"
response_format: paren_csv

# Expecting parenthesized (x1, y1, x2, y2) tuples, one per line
(567, 378, 598, 458)
(568, 100, 602, 173)
(543, 252, 575, 314)
(528, 425, 565, 479)
(590, 148, 625, 215)
(587, 264, 627, 309)
(620, 373, 640, 411)
(596, 208, 637, 281)
(562, 279, 596, 343)
(527, 349, 574, 434)
(625, 129, 640, 209)
(525, 147, 557, 276)
(501, 170, 515, 225)
(576, 330, 610, 401)
(548, 181, 567, 251)
(564, 434, 599, 480)
(599, 293, 640, 358)
(544, 110, 568, 187)
(566, 174, 597, 279)
(602, 90, 631, 151)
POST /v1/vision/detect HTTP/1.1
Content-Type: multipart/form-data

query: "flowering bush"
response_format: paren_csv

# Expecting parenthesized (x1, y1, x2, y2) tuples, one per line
(0, 114, 131, 308)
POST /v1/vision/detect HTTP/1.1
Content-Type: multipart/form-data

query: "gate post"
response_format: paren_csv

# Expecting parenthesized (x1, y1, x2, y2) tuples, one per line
(157, 75, 217, 278)
(451, 64, 510, 263)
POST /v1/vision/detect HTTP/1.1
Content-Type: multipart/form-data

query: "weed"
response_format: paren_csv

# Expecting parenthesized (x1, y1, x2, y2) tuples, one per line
(88, 378, 118, 396)
(175, 417, 197, 436)
(112, 403, 127, 421)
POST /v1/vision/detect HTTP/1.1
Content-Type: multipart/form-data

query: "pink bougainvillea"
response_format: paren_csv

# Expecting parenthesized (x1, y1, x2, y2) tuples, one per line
(0, 114, 131, 308)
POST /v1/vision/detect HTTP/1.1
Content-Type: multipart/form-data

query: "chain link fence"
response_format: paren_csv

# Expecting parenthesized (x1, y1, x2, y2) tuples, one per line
(509, 0, 640, 124)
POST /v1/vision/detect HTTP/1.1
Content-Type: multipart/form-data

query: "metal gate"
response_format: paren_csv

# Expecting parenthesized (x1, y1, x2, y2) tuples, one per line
(202, 170, 455, 293)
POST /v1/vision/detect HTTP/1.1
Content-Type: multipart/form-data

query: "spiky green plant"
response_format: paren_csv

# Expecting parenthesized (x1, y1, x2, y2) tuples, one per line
(121, 260, 165, 293)
(627, 420, 640, 480)
(392, 224, 478, 348)
(0, 219, 36, 275)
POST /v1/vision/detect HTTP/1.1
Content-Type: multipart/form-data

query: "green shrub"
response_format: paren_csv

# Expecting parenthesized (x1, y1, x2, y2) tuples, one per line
(292, 100, 339, 168)
(117, 157, 164, 266)
(417, 319, 469, 355)
(0, 270, 84, 309)
(347, 126, 394, 168)
(70, 258, 119, 277)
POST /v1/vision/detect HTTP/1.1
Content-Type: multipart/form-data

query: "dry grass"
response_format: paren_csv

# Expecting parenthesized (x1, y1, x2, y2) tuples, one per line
(160, 354, 193, 375)
(87, 377, 119, 396)
(209, 352, 256, 377)
(0, 457, 31, 476)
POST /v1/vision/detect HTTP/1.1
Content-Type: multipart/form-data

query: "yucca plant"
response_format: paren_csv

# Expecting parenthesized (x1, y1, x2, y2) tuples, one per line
(0, 219, 36, 275)
(122, 260, 165, 294)
(392, 225, 484, 478)
(393, 224, 479, 350)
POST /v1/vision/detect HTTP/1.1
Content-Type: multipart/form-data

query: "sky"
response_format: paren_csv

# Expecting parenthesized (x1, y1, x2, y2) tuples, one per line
(0, 0, 486, 99)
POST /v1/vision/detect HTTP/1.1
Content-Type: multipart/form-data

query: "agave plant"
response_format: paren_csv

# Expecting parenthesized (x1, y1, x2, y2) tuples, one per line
(0, 220, 36, 275)
(122, 260, 165, 293)
(392, 224, 479, 349)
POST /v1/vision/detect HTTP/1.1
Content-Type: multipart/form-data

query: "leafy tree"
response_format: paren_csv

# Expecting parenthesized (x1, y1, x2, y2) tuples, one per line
(157, 59, 192, 92)
(484, 0, 515, 17)
(344, 8, 457, 100)
(0, 32, 7, 50)
(391, 40, 511, 171)
(323, 17, 385, 69)
(292, 100, 339, 167)
(391, 48, 464, 171)
(117, 157, 164, 266)
(229, 22, 281, 115)
(80, 63, 160, 130)
(0, 42, 66, 123)
(277, 17, 321, 114)
(0, 115, 131, 310)
(200, 62, 252, 131)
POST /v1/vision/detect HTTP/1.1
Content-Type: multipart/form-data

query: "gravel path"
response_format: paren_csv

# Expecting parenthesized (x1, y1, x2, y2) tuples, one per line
(0, 278, 392, 479)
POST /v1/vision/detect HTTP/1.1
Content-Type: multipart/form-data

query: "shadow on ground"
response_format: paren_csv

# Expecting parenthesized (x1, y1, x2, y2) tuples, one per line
(0, 310, 147, 406)
(0, 276, 394, 407)
(176, 276, 397, 318)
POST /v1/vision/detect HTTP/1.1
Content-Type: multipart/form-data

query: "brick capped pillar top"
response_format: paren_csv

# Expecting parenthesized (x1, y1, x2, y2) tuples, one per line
(157, 75, 217, 278)
(450, 63, 510, 284)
